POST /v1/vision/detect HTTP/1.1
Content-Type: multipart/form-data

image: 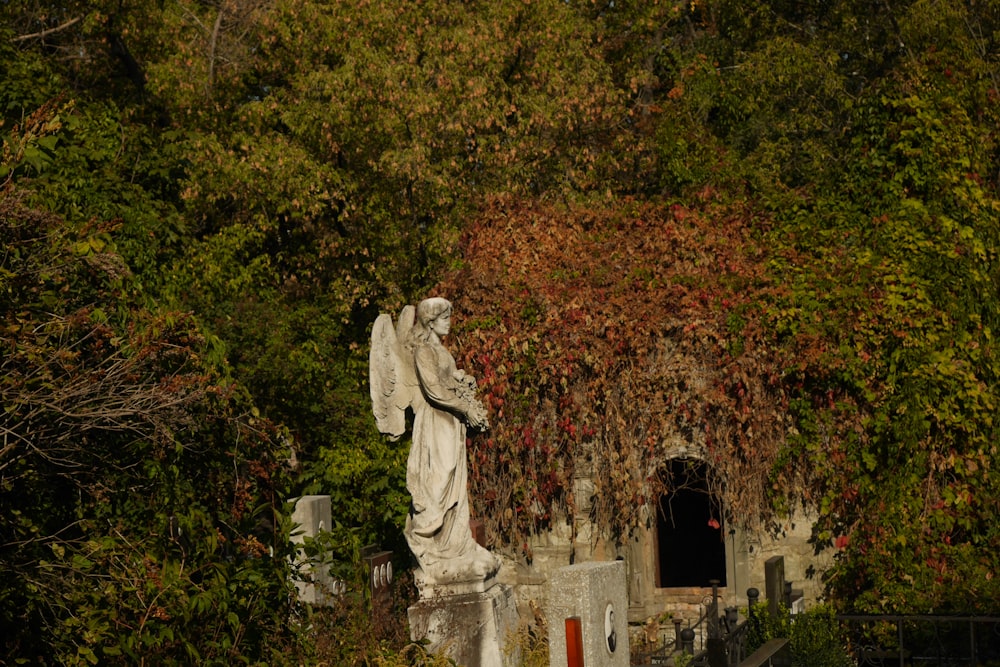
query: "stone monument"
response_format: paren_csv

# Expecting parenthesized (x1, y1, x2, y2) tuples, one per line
(370, 298, 519, 666)
(546, 560, 630, 667)
(290, 495, 344, 606)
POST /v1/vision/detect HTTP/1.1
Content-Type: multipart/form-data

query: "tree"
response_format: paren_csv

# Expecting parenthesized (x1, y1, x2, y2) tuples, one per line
(787, 38, 1000, 614)
(1, 110, 304, 664)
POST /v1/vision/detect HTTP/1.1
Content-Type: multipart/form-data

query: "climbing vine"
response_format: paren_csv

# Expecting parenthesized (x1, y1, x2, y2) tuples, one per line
(438, 195, 798, 555)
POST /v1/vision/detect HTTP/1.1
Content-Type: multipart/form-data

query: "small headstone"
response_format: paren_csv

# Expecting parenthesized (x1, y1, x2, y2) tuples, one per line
(291, 495, 340, 606)
(292, 496, 343, 606)
(764, 556, 785, 619)
(789, 588, 805, 615)
(546, 561, 629, 667)
(363, 547, 393, 607)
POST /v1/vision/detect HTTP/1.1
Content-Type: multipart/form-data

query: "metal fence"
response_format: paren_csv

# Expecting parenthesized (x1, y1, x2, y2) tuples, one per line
(633, 584, 1000, 667)
(838, 614, 1000, 666)
(633, 582, 754, 667)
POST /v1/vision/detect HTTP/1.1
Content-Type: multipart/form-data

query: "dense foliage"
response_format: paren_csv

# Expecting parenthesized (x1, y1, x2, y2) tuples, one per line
(441, 0, 1000, 614)
(745, 602, 853, 667)
(2, 0, 1000, 661)
(439, 196, 790, 549)
(0, 181, 304, 662)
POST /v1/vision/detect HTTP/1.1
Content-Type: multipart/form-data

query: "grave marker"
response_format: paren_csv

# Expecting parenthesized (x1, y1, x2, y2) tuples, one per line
(546, 560, 630, 667)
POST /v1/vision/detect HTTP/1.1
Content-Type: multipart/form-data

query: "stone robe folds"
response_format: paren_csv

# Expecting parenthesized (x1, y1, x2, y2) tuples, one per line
(406, 339, 495, 585)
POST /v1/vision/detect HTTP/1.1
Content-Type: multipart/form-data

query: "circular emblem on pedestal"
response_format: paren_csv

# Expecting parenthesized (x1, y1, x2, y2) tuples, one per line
(604, 603, 617, 654)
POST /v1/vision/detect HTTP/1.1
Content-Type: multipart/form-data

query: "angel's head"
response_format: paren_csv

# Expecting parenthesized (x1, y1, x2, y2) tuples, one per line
(408, 297, 452, 345)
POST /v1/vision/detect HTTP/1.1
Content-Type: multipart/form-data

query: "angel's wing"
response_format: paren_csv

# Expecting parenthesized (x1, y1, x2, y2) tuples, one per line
(370, 308, 420, 439)
(394, 305, 418, 399)
(370, 314, 407, 439)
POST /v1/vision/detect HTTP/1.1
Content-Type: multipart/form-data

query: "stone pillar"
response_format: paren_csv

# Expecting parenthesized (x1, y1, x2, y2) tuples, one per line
(627, 520, 647, 619)
(546, 561, 629, 667)
(731, 524, 752, 606)
(290, 495, 340, 606)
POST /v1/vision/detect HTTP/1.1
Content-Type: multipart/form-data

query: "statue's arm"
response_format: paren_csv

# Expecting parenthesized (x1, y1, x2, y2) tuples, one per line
(414, 344, 469, 412)
(415, 344, 489, 430)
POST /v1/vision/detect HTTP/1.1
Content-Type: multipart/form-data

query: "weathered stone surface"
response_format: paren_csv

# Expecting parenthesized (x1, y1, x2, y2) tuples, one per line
(546, 561, 629, 667)
(764, 556, 785, 618)
(615, 506, 832, 622)
(290, 495, 340, 606)
(408, 583, 520, 667)
(370, 299, 499, 595)
(743, 515, 832, 606)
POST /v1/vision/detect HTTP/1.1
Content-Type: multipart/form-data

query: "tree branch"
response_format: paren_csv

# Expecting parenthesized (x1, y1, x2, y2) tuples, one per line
(208, 8, 225, 95)
(13, 16, 84, 43)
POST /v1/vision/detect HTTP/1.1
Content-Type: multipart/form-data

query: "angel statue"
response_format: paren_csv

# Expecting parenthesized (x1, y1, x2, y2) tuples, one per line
(370, 297, 500, 592)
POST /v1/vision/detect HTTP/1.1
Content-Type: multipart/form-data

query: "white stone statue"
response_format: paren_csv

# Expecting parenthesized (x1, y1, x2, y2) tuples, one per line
(370, 297, 500, 593)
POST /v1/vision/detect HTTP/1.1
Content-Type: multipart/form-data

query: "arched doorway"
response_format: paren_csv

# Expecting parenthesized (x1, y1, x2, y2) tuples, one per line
(656, 458, 727, 588)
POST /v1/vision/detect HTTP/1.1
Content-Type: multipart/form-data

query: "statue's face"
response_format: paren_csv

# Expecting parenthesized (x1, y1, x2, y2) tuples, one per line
(430, 312, 451, 338)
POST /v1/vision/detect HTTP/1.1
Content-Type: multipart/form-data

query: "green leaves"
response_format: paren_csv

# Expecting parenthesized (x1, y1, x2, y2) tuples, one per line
(751, 0, 1000, 612)
(2, 0, 1000, 639)
(0, 183, 304, 662)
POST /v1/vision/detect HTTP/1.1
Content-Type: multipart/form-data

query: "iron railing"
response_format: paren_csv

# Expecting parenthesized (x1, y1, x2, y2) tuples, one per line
(633, 581, 751, 666)
(838, 614, 1000, 666)
(688, 582, 753, 667)
(634, 583, 1000, 666)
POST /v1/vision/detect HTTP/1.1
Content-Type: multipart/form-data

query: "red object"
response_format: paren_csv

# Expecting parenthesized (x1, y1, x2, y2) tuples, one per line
(566, 616, 584, 667)
(707, 518, 720, 530)
(469, 518, 486, 547)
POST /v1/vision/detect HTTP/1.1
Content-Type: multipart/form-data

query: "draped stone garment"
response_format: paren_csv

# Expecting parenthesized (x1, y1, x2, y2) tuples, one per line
(405, 338, 481, 577)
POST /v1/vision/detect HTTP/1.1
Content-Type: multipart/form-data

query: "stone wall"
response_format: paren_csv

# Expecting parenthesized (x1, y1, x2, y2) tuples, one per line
(499, 505, 832, 636)
(740, 513, 833, 609)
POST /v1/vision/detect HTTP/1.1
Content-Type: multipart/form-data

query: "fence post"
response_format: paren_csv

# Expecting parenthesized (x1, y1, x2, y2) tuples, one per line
(681, 628, 696, 654)
(747, 588, 760, 647)
(970, 619, 977, 666)
(674, 618, 683, 648)
(897, 619, 905, 667)
(709, 579, 721, 639)
(566, 616, 584, 667)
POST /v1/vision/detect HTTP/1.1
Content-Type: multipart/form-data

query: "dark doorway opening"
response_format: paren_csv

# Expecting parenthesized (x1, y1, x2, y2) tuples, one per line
(656, 458, 726, 588)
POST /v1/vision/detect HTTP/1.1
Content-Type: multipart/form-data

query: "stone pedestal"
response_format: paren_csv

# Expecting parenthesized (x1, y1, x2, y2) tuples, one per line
(414, 571, 499, 599)
(408, 583, 520, 667)
(546, 561, 629, 667)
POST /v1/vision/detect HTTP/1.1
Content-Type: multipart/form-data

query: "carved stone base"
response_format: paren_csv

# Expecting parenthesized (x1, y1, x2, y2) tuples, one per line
(408, 582, 520, 667)
(414, 568, 498, 599)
